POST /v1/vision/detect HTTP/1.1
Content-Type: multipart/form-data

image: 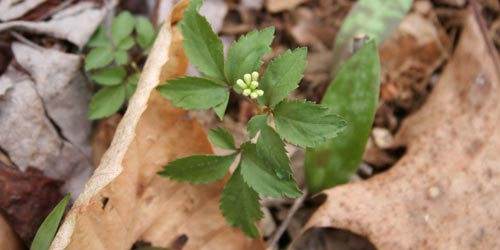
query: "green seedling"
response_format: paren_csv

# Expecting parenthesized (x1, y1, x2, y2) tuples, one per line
(31, 194, 70, 250)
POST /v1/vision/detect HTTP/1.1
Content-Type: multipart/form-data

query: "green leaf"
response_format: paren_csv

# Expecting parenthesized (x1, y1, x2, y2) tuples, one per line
(111, 11, 135, 45)
(90, 66, 127, 86)
(87, 25, 109, 48)
(213, 91, 229, 120)
(256, 125, 291, 179)
(157, 77, 228, 110)
(306, 40, 380, 193)
(220, 166, 263, 238)
(240, 143, 301, 198)
(258, 47, 307, 108)
(247, 114, 268, 139)
(159, 154, 237, 184)
(30, 193, 70, 250)
(125, 73, 139, 99)
(88, 85, 126, 120)
(273, 99, 347, 147)
(114, 50, 128, 65)
(209, 127, 236, 150)
(331, 0, 412, 74)
(225, 27, 274, 85)
(84, 47, 114, 71)
(179, 0, 225, 80)
(117, 36, 135, 50)
(136, 17, 156, 49)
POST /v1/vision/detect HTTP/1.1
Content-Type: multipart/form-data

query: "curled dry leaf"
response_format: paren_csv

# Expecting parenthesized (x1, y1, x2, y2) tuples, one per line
(298, 11, 500, 249)
(0, 213, 23, 250)
(50, 1, 264, 249)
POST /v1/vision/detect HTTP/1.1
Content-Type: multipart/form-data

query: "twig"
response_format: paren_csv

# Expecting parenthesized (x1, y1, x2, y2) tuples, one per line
(9, 31, 41, 49)
(266, 188, 308, 250)
(470, 0, 500, 79)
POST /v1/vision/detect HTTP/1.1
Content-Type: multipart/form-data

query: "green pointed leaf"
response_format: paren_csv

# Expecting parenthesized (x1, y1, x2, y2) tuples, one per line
(209, 127, 236, 150)
(273, 100, 347, 147)
(331, 0, 412, 74)
(256, 125, 291, 179)
(225, 27, 274, 85)
(125, 73, 139, 99)
(247, 114, 268, 139)
(84, 47, 114, 71)
(157, 77, 228, 110)
(87, 25, 109, 48)
(88, 85, 126, 120)
(117, 36, 135, 50)
(111, 11, 135, 45)
(114, 50, 128, 65)
(159, 154, 237, 184)
(220, 166, 263, 238)
(213, 91, 229, 120)
(179, 0, 225, 80)
(136, 16, 156, 49)
(306, 40, 380, 193)
(30, 193, 70, 250)
(240, 143, 301, 198)
(258, 47, 307, 108)
(90, 66, 127, 86)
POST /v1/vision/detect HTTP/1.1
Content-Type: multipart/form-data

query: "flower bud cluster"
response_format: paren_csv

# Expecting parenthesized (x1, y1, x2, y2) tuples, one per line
(236, 71, 264, 99)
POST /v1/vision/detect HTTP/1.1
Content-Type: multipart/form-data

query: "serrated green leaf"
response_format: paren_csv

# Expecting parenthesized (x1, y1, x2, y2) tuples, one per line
(87, 25, 109, 48)
(240, 143, 301, 198)
(88, 85, 126, 120)
(256, 125, 292, 180)
(111, 11, 135, 45)
(117, 36, 135, 50)
(213, 91, 229, 120)
(225, 27, 274, 85)
(90, 66, 126, 86)
(209, 127, 236, 150)
(157, 77, 228, 110)
(331, 0, 412, 74)
(179, 0, 225, 80)
(247, 114, 268, 139)
(159, 154, 237, 184)
(84, 47, 114, 71)
(273, 100, 347, 147)
(125, 73, 139, 99)
(306, 40, 380, 193)
(114, 50, 128, 65)
(258, 47, 307, 108)
(136, 17, 156, 49)
(30, 193, 70, 250)
(220, 166, 263, 238)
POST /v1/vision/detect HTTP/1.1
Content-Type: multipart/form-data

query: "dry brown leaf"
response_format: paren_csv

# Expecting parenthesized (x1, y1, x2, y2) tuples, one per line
(0, 214, 23, 250)
(50, 1, 264, 249)
(298, 10, 500, 250)
(266, 0, 307, 13)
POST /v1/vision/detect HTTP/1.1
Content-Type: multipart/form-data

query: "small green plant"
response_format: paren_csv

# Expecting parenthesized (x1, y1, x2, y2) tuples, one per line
(84, 11, 157, 120)
(31, 193, 70, 250)
(156, 0, 346, 238)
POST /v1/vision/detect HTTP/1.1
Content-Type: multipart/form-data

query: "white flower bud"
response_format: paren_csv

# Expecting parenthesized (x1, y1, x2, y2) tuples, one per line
(250, 92, 259, 99)
(236, 79, 247, 89)
(250, 81, 259, 89)
(244, 74, 252, 84)
(242, 89, 251, 96)
(251, 71, 259, 81)
(255, 89, 264, 96)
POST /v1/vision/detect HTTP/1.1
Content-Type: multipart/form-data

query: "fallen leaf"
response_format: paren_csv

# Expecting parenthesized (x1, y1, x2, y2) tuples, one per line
(91, 114, 123, 168)
(0, 213, 23, 250)
(0, 2, 114, 48)
(0, 166, 64, 245)
(265, 0, 307, 13)
(50, 1, 264, 249)
(0, 66, 92, 195)
(0, 0, 46, 21)
(298, 10, 500, 249)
